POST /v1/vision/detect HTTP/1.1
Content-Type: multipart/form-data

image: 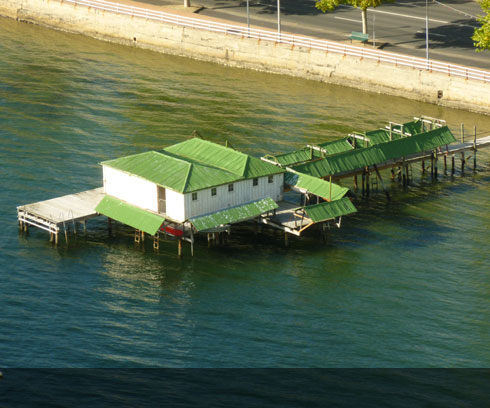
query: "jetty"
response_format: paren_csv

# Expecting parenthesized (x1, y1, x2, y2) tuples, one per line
(16, 117, 490, 255)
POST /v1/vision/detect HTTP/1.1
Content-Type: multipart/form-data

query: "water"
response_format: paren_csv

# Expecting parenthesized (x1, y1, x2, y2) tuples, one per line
(1, 17, 490, 372)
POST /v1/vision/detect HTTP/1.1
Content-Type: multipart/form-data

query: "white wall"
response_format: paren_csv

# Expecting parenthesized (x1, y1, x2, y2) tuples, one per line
(103, 166, 158, 212)
(184, 174, 284, 219)
(166, 188, 186, 222)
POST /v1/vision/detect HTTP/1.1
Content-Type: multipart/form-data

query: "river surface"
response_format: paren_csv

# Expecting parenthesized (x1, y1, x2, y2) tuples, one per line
(1, 17, 490, 370)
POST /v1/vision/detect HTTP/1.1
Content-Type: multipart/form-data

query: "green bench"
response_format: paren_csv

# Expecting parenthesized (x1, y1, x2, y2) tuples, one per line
(349, 31, 369, 44)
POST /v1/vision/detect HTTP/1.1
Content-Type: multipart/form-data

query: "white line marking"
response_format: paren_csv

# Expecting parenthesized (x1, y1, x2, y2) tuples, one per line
(334, 17, 361, 23)
(371, 9, 449, 24)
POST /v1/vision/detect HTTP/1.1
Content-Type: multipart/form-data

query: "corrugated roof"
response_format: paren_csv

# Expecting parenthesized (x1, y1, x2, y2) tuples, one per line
(190, 197, 278, 232)
(316, 137, 354, 154)
(266, 148, 315, 166)
(293, 126, 456, 178)
(304, 197, 357, 223)
(284, 171, 349, 201)
(101, 138, 284, 193)
(96, 195, 165, 235)
(165, 138, 284, 178)
(101, 151, 240, 193)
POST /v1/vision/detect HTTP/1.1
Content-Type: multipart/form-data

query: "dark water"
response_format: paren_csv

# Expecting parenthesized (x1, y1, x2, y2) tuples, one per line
(1, 17, 490, 375)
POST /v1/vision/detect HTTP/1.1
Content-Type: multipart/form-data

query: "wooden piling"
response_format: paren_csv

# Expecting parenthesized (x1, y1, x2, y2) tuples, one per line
(430, 153, 434, 178)
(361, 169, 365, 196)
(55, 232, 59, 246)
(134, 229, 140, 244)
(451, 155, 455, 175)
(153, 233, 159, 251)
(365, 167, 370, 197)
(443, 154, 447, 175)
(353, 174, 358, 191)
(421, 160, 425, 174)
(178, 238, 182, 257)
(473, 125, 477, 170)
(190, 227, 194, 257)
(461, 152, 465, 174)
(434, 152, 438, 179)
(64, 227, 69, 245)
(373, 164, 390, 201)
(284, 231, 289, 247)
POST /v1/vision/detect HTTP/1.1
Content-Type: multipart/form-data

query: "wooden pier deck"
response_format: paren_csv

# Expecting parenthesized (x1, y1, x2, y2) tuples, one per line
(261, 201, 314, 236)
(17, 187, 105, 242)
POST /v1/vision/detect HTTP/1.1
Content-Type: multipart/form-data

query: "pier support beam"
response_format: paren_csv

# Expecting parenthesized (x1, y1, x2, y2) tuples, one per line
(178, 238, 183, 257)
(284, 231, 289, 247)
(473, 126, 477, 170)
(373, 165, 390, 201)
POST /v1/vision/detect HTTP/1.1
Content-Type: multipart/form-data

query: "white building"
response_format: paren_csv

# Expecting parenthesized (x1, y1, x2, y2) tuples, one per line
(99, 138, 285, 224)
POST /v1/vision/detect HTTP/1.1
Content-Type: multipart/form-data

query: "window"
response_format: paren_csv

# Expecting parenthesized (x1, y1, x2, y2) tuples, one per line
(192, 192, 198, 201)
(253, 178, 258, 186)
(211, 188, 217, 196)
(228, 183, 234, 192)
(268, 175, 274, 184)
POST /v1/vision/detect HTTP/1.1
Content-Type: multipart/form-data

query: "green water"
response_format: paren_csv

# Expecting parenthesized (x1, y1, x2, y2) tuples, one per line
(1, 17, 490, 368)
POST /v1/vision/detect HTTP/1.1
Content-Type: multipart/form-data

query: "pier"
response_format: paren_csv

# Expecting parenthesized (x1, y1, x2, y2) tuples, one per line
(15, 118, 490, 254)
(17, 188, 104, 245)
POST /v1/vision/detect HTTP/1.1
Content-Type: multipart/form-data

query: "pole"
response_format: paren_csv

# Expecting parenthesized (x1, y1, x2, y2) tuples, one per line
(373, 11, 376, 47)
(246, 0, 250, 35)
(277, 0, 281, 39)
(425, 0, 429, 61)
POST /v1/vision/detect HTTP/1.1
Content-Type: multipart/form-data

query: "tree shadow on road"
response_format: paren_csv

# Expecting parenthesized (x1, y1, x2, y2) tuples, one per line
(414, 18, 479, 50)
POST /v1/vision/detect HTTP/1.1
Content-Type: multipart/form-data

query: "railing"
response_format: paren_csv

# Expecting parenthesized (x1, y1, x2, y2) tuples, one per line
(63, 0, 490, 83)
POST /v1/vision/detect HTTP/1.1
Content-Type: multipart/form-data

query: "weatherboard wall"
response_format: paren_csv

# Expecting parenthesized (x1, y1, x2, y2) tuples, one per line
(184, 174, 284, 220)
(103, 166, 158, 213)
(3, 0, 490, 115)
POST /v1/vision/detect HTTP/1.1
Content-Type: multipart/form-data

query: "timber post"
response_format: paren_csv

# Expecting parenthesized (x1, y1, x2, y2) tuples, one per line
(373, 164, 390, 201)
(178, 238, 182, 257)
(461, 123, 465, 173)
(365, 167, 370, 197)
(153, 233, 159, 251)
(434, 151, 438, 179)
(473, 125, 477, 170)
(451, 155, 455, 176)
(284, 231, 289, 247)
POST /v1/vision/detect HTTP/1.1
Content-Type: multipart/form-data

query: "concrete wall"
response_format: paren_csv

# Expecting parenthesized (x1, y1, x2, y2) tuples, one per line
(2, 0, 490, 115)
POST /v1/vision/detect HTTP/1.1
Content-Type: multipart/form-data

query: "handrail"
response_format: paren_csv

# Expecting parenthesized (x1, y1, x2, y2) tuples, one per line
(63, 0, 490, 83)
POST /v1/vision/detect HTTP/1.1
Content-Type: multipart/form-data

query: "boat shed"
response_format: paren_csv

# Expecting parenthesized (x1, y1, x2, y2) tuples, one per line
(100, 138, 285, 225)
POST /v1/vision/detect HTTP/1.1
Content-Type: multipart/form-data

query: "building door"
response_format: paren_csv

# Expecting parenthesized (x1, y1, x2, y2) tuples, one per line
(158, 186, 166, 214)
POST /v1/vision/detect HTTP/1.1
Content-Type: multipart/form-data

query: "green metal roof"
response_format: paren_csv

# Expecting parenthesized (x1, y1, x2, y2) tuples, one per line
(165, 138, 284, 178)
(304, 197, 357, 223)
(190, 197, 278, 232)
(293, 126, 456, 178)
(96, 195, 165, 235)
(101, 150, 240, 193)
(316, 137, 354, 154)
(265, 148, 316, 166)
(101, 138, 284, 193)
(284, 171, 349, 201)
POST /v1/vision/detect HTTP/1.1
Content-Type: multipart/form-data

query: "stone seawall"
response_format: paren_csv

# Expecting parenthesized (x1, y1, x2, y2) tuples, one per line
(2, 0, 490, 115)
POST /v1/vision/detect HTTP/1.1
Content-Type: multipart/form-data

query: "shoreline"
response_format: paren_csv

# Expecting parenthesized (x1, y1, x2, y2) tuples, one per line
(2, 0, 490, 115)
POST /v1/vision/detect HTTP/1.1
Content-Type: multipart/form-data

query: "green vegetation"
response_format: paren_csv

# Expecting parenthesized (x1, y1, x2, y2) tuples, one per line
(315, 0, 394, 34)
(473, 0, 490, 51)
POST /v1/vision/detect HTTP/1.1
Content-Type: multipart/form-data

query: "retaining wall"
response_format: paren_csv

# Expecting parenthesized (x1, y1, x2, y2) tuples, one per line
(2, 0, 490, 115)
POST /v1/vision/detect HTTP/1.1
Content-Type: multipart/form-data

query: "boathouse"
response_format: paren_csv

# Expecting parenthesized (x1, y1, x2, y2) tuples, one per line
(99, 137, 285, 225)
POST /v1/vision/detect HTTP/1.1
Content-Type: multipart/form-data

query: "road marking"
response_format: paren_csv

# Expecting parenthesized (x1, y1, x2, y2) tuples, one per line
(371, 9, 448, 24)
(334, 17, 361, 23)
(416, 31, 446, 38)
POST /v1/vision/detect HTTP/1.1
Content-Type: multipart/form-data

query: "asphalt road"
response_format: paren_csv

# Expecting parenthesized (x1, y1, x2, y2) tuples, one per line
(143, 0, 490, 69)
